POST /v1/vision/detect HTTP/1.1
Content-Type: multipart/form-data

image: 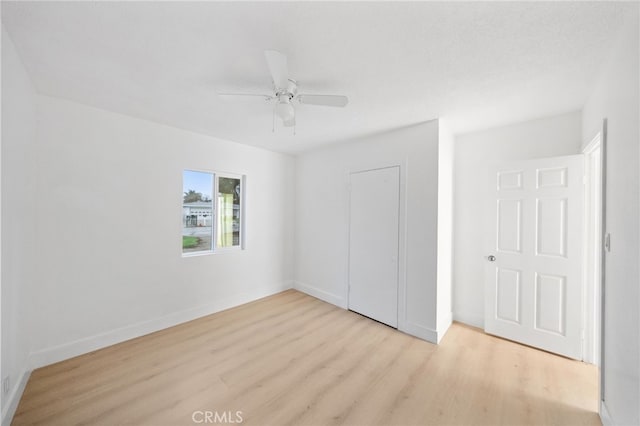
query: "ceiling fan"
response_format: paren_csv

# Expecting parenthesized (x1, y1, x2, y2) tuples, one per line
(218, 50, 348, 129)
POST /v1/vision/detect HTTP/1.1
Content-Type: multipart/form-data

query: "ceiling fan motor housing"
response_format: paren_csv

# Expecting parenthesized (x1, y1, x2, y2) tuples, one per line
(276, 79, 298, 100)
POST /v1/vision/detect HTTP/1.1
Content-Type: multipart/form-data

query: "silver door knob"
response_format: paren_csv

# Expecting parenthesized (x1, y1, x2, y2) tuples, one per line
(487, 255, 496, 262)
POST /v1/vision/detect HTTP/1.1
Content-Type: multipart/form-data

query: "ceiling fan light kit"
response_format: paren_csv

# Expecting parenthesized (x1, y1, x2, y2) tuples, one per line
(218, 50, 348, 134)
(275, 96, 295, 122)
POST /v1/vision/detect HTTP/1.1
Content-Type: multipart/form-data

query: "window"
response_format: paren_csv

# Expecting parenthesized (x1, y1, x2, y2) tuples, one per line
(182, 170, 244, 255)
(217, 176, 242, 248)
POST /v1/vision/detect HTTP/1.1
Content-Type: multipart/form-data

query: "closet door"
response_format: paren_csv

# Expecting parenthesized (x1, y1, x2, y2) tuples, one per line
(348, 166, 400, 328)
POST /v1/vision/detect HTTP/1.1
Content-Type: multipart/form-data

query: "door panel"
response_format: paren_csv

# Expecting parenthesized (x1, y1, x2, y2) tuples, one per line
(348, 166, 400, 328)
(498, 199, 522, 253)
(485, 155, 583, 359)
(534, 273, 566, 335)
(496, 268, 521, 324)
(536, 197, 567, 257)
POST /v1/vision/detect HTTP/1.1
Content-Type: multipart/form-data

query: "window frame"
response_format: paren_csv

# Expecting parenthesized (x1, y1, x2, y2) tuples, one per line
(214, 172, 245, 253)
(181, 169, 245, 257)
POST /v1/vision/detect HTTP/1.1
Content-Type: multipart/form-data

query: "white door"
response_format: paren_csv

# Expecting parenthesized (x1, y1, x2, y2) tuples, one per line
(484, 155, 584, 359)
(348, 166, 400, 328)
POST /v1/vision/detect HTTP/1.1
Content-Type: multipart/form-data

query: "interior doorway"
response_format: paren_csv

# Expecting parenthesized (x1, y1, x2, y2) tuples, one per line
(481, 138, 604, 367)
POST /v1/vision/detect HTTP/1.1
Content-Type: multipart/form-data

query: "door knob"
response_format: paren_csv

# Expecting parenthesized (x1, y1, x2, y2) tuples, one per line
(487, 255, 496, 262)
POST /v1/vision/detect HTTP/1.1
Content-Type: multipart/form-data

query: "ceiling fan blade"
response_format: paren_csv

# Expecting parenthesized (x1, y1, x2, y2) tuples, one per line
(217, 92, 273, 101)
(264, 50, 289, 90)
(297, 94, 348, 107)
(283, 116, 296, 127)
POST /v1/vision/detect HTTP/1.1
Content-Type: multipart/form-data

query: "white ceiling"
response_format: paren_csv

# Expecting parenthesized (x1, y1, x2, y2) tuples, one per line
(2, 2, 633, 153)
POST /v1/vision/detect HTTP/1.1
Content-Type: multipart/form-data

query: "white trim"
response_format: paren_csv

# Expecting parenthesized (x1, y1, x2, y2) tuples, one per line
(453, 312, 484, 329)
(28, 285, 289, 370)
(294, 281, 346, 309)
(240, 174, 247, 250)
(397, 161, 409, 332)
(296, 275, 444, 344)
(216, 172, 245, 251)
(582, 132, 602, 366)
(583, 132, 602, 155)
(181, 250, 214, 258)
(1, 369, 30, 426)
(599, 400, 613, 426)
(401, 321, 439, 344)
(437, 312, 453, 341)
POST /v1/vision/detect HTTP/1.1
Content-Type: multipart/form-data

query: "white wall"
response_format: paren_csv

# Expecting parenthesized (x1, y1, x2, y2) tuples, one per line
(1, 28, 295, 423)
(437, 121, 454, 332)
(1, 27, 38, 423)
(582, 9, 639, 425)
(294, 120, 451, 342)
(452, 111, 582, 328)
(26, 95, 295, 367)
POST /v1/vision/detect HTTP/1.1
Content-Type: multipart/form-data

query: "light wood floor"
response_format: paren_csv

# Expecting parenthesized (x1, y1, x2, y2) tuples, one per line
(13, 290, 600, 426)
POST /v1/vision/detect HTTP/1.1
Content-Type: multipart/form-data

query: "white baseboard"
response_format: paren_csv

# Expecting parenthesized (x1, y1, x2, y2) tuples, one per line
(294, 281, 345, 308)
(3, 284, 291, 426)
(401, 321, 438, 344)
(453, 311, 484, 329)
(28, 284, 290, 370)
(1, 369, 30, 426)
(294, 282, 448, 345)
(436, 312, 453, 343)
(599, 400, 613, 426)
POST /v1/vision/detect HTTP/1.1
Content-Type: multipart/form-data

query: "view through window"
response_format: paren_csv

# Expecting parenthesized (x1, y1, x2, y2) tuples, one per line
(182, 170, 214, 254)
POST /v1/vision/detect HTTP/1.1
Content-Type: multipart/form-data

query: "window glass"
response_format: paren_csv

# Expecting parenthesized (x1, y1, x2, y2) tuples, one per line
(182, 170, 214, 254)
(218, 176, 242, 248)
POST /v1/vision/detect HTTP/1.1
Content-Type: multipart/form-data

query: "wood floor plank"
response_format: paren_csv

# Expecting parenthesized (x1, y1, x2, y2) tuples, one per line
(12, 290, 600, 426)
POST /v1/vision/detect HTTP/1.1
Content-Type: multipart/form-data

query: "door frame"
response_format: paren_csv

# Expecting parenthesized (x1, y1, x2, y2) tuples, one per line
(582, 132, 603, 366)
(583, 121, 608, 421)
(345, 160, 408, 331)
